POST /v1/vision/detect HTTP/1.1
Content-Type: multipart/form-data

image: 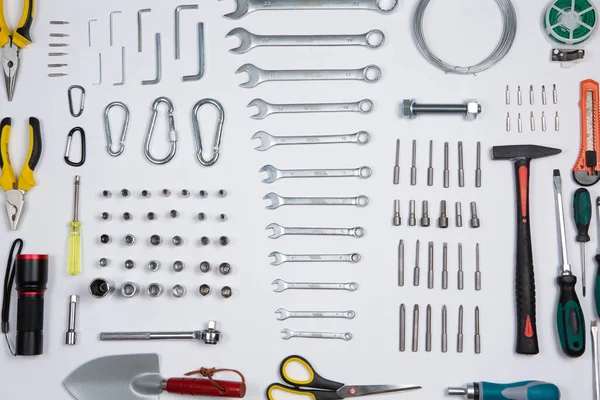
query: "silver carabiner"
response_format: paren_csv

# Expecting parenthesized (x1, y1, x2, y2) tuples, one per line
(192, 98, 225, 167)
(68, 85, 85, 117)
(104, 101, 130, 157)
(144, 97, 178, 165)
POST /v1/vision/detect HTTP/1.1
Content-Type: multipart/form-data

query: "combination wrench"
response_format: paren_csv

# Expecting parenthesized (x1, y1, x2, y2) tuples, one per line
(276, 309, 356, 320)
(226, 28, 385, 53)
(260, 165, 372, 183)
(237, 64, 381, 88)
(248, 98, 373, 119)
(224, 0, 398, 19)
(264, 192, 369, 209)
(266, 223, 365, 239)
(272, 279, 358, 292)
(269, 251, 361, 265)
(252, 130, 370, 151)
(281, 328, 353, 341)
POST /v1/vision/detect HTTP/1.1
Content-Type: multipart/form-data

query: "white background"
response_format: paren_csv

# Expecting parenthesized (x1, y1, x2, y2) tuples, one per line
(0, 0, 597, 398)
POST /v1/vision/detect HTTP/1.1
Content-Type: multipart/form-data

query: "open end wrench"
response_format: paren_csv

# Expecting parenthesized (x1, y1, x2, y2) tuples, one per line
(264, 193, 369, 209)
(260, 165, 372, 183)
(226, 28, 385, 53)
(276, 309, 356, 320)
(237, 64, 381, 88)
(269, 251, 361, 265)
(224, 0, 399, 19)
(266, 223, 366, 239)
(252, 130, 370, 151)
(281, 328, 353, 341)
(272, 279, 358, 292)
(248, 98, 373, 119)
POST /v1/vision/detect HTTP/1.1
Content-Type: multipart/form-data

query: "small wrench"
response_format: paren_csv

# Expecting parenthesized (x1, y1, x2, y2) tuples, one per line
(226, 28, 385, 53)
(260, 165, 372, 183)
(252, 130, 370, 151)
(272, 279, 358, 292)
(224, 0, 398, 19)
(264, 192, 369, 209)
(269, 251, 361, 265)
(266, 223, 365, 239)
(281, 328, 353, 341)
(275, 309, 356, 320)
(248, 98, 374, 119)
(237, 64, 381, 88)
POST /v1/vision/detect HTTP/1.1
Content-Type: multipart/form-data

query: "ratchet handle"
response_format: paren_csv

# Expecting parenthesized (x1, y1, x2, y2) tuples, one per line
(165, 378, 246, 398)
(556, 274, 586, 357)
(13, 0, 34, 48)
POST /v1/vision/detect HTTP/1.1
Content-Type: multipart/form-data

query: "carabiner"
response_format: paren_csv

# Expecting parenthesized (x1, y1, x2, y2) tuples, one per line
(144, 97, 178, 165)
(192, 98, 225, 167)
(104, 101, 130, 157)
(64, 127, 86, 167)
(68, 85, 85, 117)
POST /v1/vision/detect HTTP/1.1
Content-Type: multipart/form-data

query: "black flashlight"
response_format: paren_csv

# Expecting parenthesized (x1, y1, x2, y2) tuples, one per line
(15, 254, 48, 356)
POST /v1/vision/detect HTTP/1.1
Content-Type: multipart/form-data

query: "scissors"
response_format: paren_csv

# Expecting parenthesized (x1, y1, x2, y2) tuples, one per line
(266, 355, 421, 399)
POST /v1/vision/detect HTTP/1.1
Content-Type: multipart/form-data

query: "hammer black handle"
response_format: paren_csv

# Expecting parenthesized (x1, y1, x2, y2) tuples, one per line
(513, 158, 540, 355)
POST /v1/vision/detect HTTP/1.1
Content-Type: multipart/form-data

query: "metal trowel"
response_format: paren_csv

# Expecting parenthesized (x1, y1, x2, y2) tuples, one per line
(63, 353, 246, 400)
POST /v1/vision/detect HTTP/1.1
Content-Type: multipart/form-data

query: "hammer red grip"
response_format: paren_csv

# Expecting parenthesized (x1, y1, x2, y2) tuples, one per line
(165, 377, 246, 398)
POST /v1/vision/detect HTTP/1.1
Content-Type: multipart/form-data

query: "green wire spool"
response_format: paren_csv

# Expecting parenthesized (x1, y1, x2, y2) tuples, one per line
(543, 0, 598, 45)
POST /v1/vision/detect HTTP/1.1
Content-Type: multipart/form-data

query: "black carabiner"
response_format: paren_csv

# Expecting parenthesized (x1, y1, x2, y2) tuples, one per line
(64, 127, 86, 167)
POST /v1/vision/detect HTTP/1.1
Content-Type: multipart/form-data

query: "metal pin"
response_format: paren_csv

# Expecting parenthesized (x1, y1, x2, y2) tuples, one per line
(457, 305, 464, 353)
(517, 113, 522, 133)
(517, 85, 522, 105)
(442, 305, 448, 353)
(427, 140, 434, 186)
(428, 242, 434, 289)
(505, 85, 510, 105)
(400, 304, 406, 352)
(475, 306, 481, 354)
(412, 305, 419, 352)
(398, 240, 404, 287)
(542, 85, 547, 105)
(426, 305, 432, 352)
(109, 11, 122, 46)
(114, 46, 125, 86)
(458, 243, 464, 290)
(553, 84, 558, 104)
(65, 295, 78, 345)
(137, 8, 151, 52)
(476, 142, 481, 187)
(394, 139, 400, 185)
(555, 111, 560, 131)
(458, 141, 464, 187)
(88, 19, 97, 47)
(49, 73, 68, 77)
(411, 140, 417, 185)
(442, 243, 448, 290)
(49, 52, 68, 56)
(393, 199, 401, 226)
(421, 200, 430, 227)
(48, 63, 67, 67)
(541, 112, 546, 132)
(93, 53, 102, 86)
(529, 85, 534, 105)
(414, 240, 420, 286)
(456, 202, 463, 227)
(50, 33, 69, 38)
(50, 20, 70, 25)
(409, 200, 416, 226)
(475, 243, 481, 291)
(530, 111, 535, 131)
(506, 112, 511, 132)
(49, 43, 69, 47)
(444, 142, 449, 188)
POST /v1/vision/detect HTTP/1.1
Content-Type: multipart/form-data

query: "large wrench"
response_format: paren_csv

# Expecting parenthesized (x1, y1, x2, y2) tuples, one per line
(237, 64, 381, 88)
(269, 251, 361, 265)
(266, 223, 365, 239)
(260, 165, 372, 183)
(281, 329, 353, 341)
(226, 28, 385, 54)
(264, 192, 369, 209)
(248, 98, 373, 119)
(272, 279, 358, 292)
(252, 130, 370, 151)
(276, 309, 356, 320)
(224, 0, 398, 19)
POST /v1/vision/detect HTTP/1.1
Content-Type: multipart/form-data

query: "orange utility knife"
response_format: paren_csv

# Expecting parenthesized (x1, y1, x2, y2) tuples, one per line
(573, 79, 600, 186)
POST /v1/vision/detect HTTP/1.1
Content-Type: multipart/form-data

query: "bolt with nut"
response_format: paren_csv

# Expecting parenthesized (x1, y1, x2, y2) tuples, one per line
(401, 98, 482, 121)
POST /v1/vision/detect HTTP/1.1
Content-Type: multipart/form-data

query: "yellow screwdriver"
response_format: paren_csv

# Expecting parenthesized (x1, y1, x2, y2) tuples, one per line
(68, 175, 81, 276)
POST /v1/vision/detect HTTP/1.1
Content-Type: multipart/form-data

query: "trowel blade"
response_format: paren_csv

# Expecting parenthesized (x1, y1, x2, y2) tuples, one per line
(63, 353, 163, 400)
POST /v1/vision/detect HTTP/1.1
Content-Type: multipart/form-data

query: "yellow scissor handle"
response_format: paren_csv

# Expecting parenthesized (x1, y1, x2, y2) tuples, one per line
(266, 384, 317, 400)
(0, 117, 15, 191)
(17, 117, 41, 192)
(279, 355, 343, 391)
(0, 0, 34, 48)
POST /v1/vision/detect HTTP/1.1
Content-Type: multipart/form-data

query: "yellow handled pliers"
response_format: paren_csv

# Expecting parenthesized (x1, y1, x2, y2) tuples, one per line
(0, 0, 34, 101)
(0, 117, 42, 230)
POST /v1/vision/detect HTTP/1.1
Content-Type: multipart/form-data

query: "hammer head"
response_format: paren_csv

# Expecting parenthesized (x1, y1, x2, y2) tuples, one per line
(492, 145, 562, 161)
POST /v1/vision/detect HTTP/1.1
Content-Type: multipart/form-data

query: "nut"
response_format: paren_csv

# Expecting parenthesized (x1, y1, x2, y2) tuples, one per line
(200, 236, 210, 246)
(173, 260, 185, 272)
(141, 190, 151, 198)
(150, 234, 162, 246)
(147, 283, 164, 297)
(123, 234, 136, 246)
(217, 189, 227, 198)
(98, 258, 111, 267)
(122, 212, 132, 221)
(199, 190, 208, 198)
(221, 286, 232, 298)
(162, 189, 171, 197)
(218, 213, 227, 222)
(120, 189, 130, 197)
(100, 234, 111, 244)
(172, 236, 183, 246)
(219, 263, 232, 275)
(181, 189, 190, 197)
(120, 282, 139, 298)
(199, 261, 211, 273)
(147, 212, 157, 221)
(172, 284, 186, 298)
(124, 259, 136, 270)
(199, 284, 211, 296)
(465, 99, 481, 121)
(169, 209, 179, 218)
(401, 98, 416, 119)
(197, 212, 206, 221)
(100, 212, 111, 221)
(148, 260, 161, 272)
(102, 190, 112, 198)
(219, 236, 230, 246)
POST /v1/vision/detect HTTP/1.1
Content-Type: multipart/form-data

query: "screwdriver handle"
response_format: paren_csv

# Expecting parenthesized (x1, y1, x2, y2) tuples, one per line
(594, 255, 600, 318)
(573, 188, 592, 242)
(556, 274, 586, 357)
(67, 221, 81, 276)
(480, 381, 560, 400)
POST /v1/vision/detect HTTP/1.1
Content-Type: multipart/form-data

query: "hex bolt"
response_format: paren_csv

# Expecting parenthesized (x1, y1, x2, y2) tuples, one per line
(410, 140, 417, 186)
(100, 212, 111, 221)
(148, 260, 161, 272)
(393, 200, 401, 226)
(427, 140, 434, 186)
(173, 260, 185, 272)
(181, 189, 190, 197)
(123, 234, 136, 246)
(102, 190, 112, 198)
(221, 286, 233, 298)
(200, 236, 210, 246)
(172, 236, 183, 246)
(150, 234, 162, 246)
(443, 142, 450, 188)
(122, 212, 132, 221)
(218, 213, 227, 222)
(141, 190, 151, 198)
(409, 200, 416, 226)
(199, 284, 211, 296)
(421, 200, 430, 227)
(401, 98, 481, 121)
(172, 284, 187, 298)
(219, 263, 232, 275)
(219, 236, 230, 246)
(98, 258, 111, 267)
(169, 209, 179, 219)
(199, 261, 211, 273)
(458, 141, 464, 187)
(147, 212, 157, 221)
(438, 200, 449, 229)
(455, 202, 463, 227)
(124, 259, 136, 270)
(162, 189, 171, 197)
(199, 190, 208, 198)
(197, 212, 207, 221)
(470, 201, 480, 228)
(218, 189, 227, 198)
(100, 234, 111, 244)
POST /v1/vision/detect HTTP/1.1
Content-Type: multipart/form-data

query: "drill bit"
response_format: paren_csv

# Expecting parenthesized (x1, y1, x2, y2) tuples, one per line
(398, 240, 404, 287)
(506, 112, 511, 132)
(414, 240, 420, 286)
(529, 85, 534, 105)
(427, 140, 434, 186)
(444, 142, 449, 188)
(458, 243, 464, 290)
(458, 141, 464, 187)
(475, 306, 481, 354)
(428, 242, 434, 289)
(555, 111, 560, 131)
(553, 83, 558, 104)
(399, 304, 406, 352)
(412, 305, 419, 352)
(475, 243, 481, 291)
(442, 242, 448, 290)
(394, 139, 400, 185)
(411, 140, 417, 186)
(505, 85, 510, 105)
(542, 85, 547, 105)
(425, 304, 432, 352)
(517, 85, 522, 105)
(475, 141, 481, 187)
(542, 111, 547, 132)
(442, 305, 448, 353)
(518, 113, 522, 133)
(530, 111, 535, 131)
(457, 305, 464, 353)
